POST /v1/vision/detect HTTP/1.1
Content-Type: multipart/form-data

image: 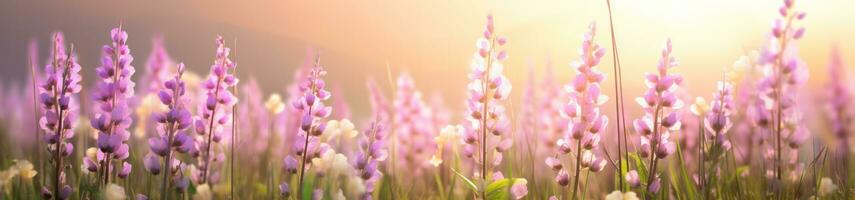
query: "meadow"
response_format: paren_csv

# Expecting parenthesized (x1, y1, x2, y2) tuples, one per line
(0, 0, 851, 199)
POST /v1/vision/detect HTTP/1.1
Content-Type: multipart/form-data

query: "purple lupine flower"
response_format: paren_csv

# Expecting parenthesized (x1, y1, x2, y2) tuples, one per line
(281, 49, 314, 160)
(292, 54, 332, 197)
(534, 62, 573, 176)
(547, 22, 608, 198)
(825, 47, 851, 183)
(193, 36, 238, 185)
(698, 81, 734, 190)
(39, 32, 82, 200)
(142, 37, 174, 94)
(704, 82, 734, 151)
(88, 26, 136, 185)
(626, 170, 640, 188)
(393, 73, 435, 177)
(2, 40, 43, 149)
(633, 39, 683, 193)
(756, 0, 809, 181)
(279, 182, 290, 197)
(351, 121, 388, 199)
(463, 14, 512, 197)
(366, 78, 391, 127)
(133, 38, 177, 140)
(727, 53, 763, 165)
(518, 64, 541, 170)
(237, 79, 272, 160)
(146, 62, 193, 198)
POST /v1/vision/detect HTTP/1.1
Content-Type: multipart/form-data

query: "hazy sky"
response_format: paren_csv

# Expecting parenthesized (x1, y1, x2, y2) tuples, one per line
(1, 0, 853, 120)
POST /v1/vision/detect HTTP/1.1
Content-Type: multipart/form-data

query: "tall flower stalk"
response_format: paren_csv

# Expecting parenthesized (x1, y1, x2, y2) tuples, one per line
(826, 47, 850, 188)
(757, 0, 808, 182)
(393, 73, 435, 178)
(825, 47, 852, 194)
(538, 63, 570, 163)
(144, 63, 194, 199)
(141, 37, 174, 95)
(700, 81, 734, 196)
(39, 32, 82, 200)
(462, 14, 512, 198)
(90, 26, 136, 185)
(632, 39, 683, 195)
(546, 23, 608, 200)
(193, 36, 238, 186)
(292, 55, 332, 198)
(352, 120, 388, 199)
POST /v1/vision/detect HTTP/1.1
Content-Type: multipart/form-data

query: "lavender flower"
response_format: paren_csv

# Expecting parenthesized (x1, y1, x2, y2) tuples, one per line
(393, 73, 435, 177)
(539, 63, 570, 160)
(142, 37, 174, 95)
(462, 14, 513, 197)
(521, 62, 569, 177)
(282, 49, 315, 158)
(351, 121, 387, 199)
(366, 78, 391, 129)
(193, 36, 238, 185)
(145, 63, 193, 198)
(237, 79, 272, 159)
(731, 52, 764, 165)
(88, 26, 136, 185)
(704, 82, 734, 153)
(632, 39, 683, 193)
(756, 0, 809, 181)
(134, 38, 175, 139)
(39, 32, 81, 200)
(519, 64, 538, 151)
(292, 55, 332, 197)
(825, 47, 850, 185)
(547, 22, 609, 199)
(699, 81, 734, 193)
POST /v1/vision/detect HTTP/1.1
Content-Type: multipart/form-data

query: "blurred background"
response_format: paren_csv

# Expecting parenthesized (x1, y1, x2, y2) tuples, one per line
(1, 0, 853, 121)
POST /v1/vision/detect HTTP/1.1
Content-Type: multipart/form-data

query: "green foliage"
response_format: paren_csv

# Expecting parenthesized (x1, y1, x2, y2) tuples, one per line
(673, 140, 698, 199)
(451, 167, 479, 195)
(485, 178, 524, 200)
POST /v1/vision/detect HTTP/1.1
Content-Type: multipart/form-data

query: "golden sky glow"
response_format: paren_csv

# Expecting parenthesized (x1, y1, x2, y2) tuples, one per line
(1, 0, 853, 118)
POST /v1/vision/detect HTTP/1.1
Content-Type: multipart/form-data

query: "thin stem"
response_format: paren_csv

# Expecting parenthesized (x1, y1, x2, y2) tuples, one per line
(571, 139, 583, 200)
(161, 122, 177, 200)
(230, 38, 239, 199)
(297, 55, 321, 199)
(479, 37, 496, 199)
(52, 44, 73, 200)
(646, 105, 663, 194)
(605, 0, 627, 191)
(102, 25, 127, 186)
(698, 115, 705, 199)
(29, 40, 44, 189)
(774, 8, 795, 182)
(202, 54, 229, 184)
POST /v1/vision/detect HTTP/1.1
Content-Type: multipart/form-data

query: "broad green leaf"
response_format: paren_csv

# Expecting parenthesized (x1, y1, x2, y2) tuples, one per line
(451, 167, 479, 193)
